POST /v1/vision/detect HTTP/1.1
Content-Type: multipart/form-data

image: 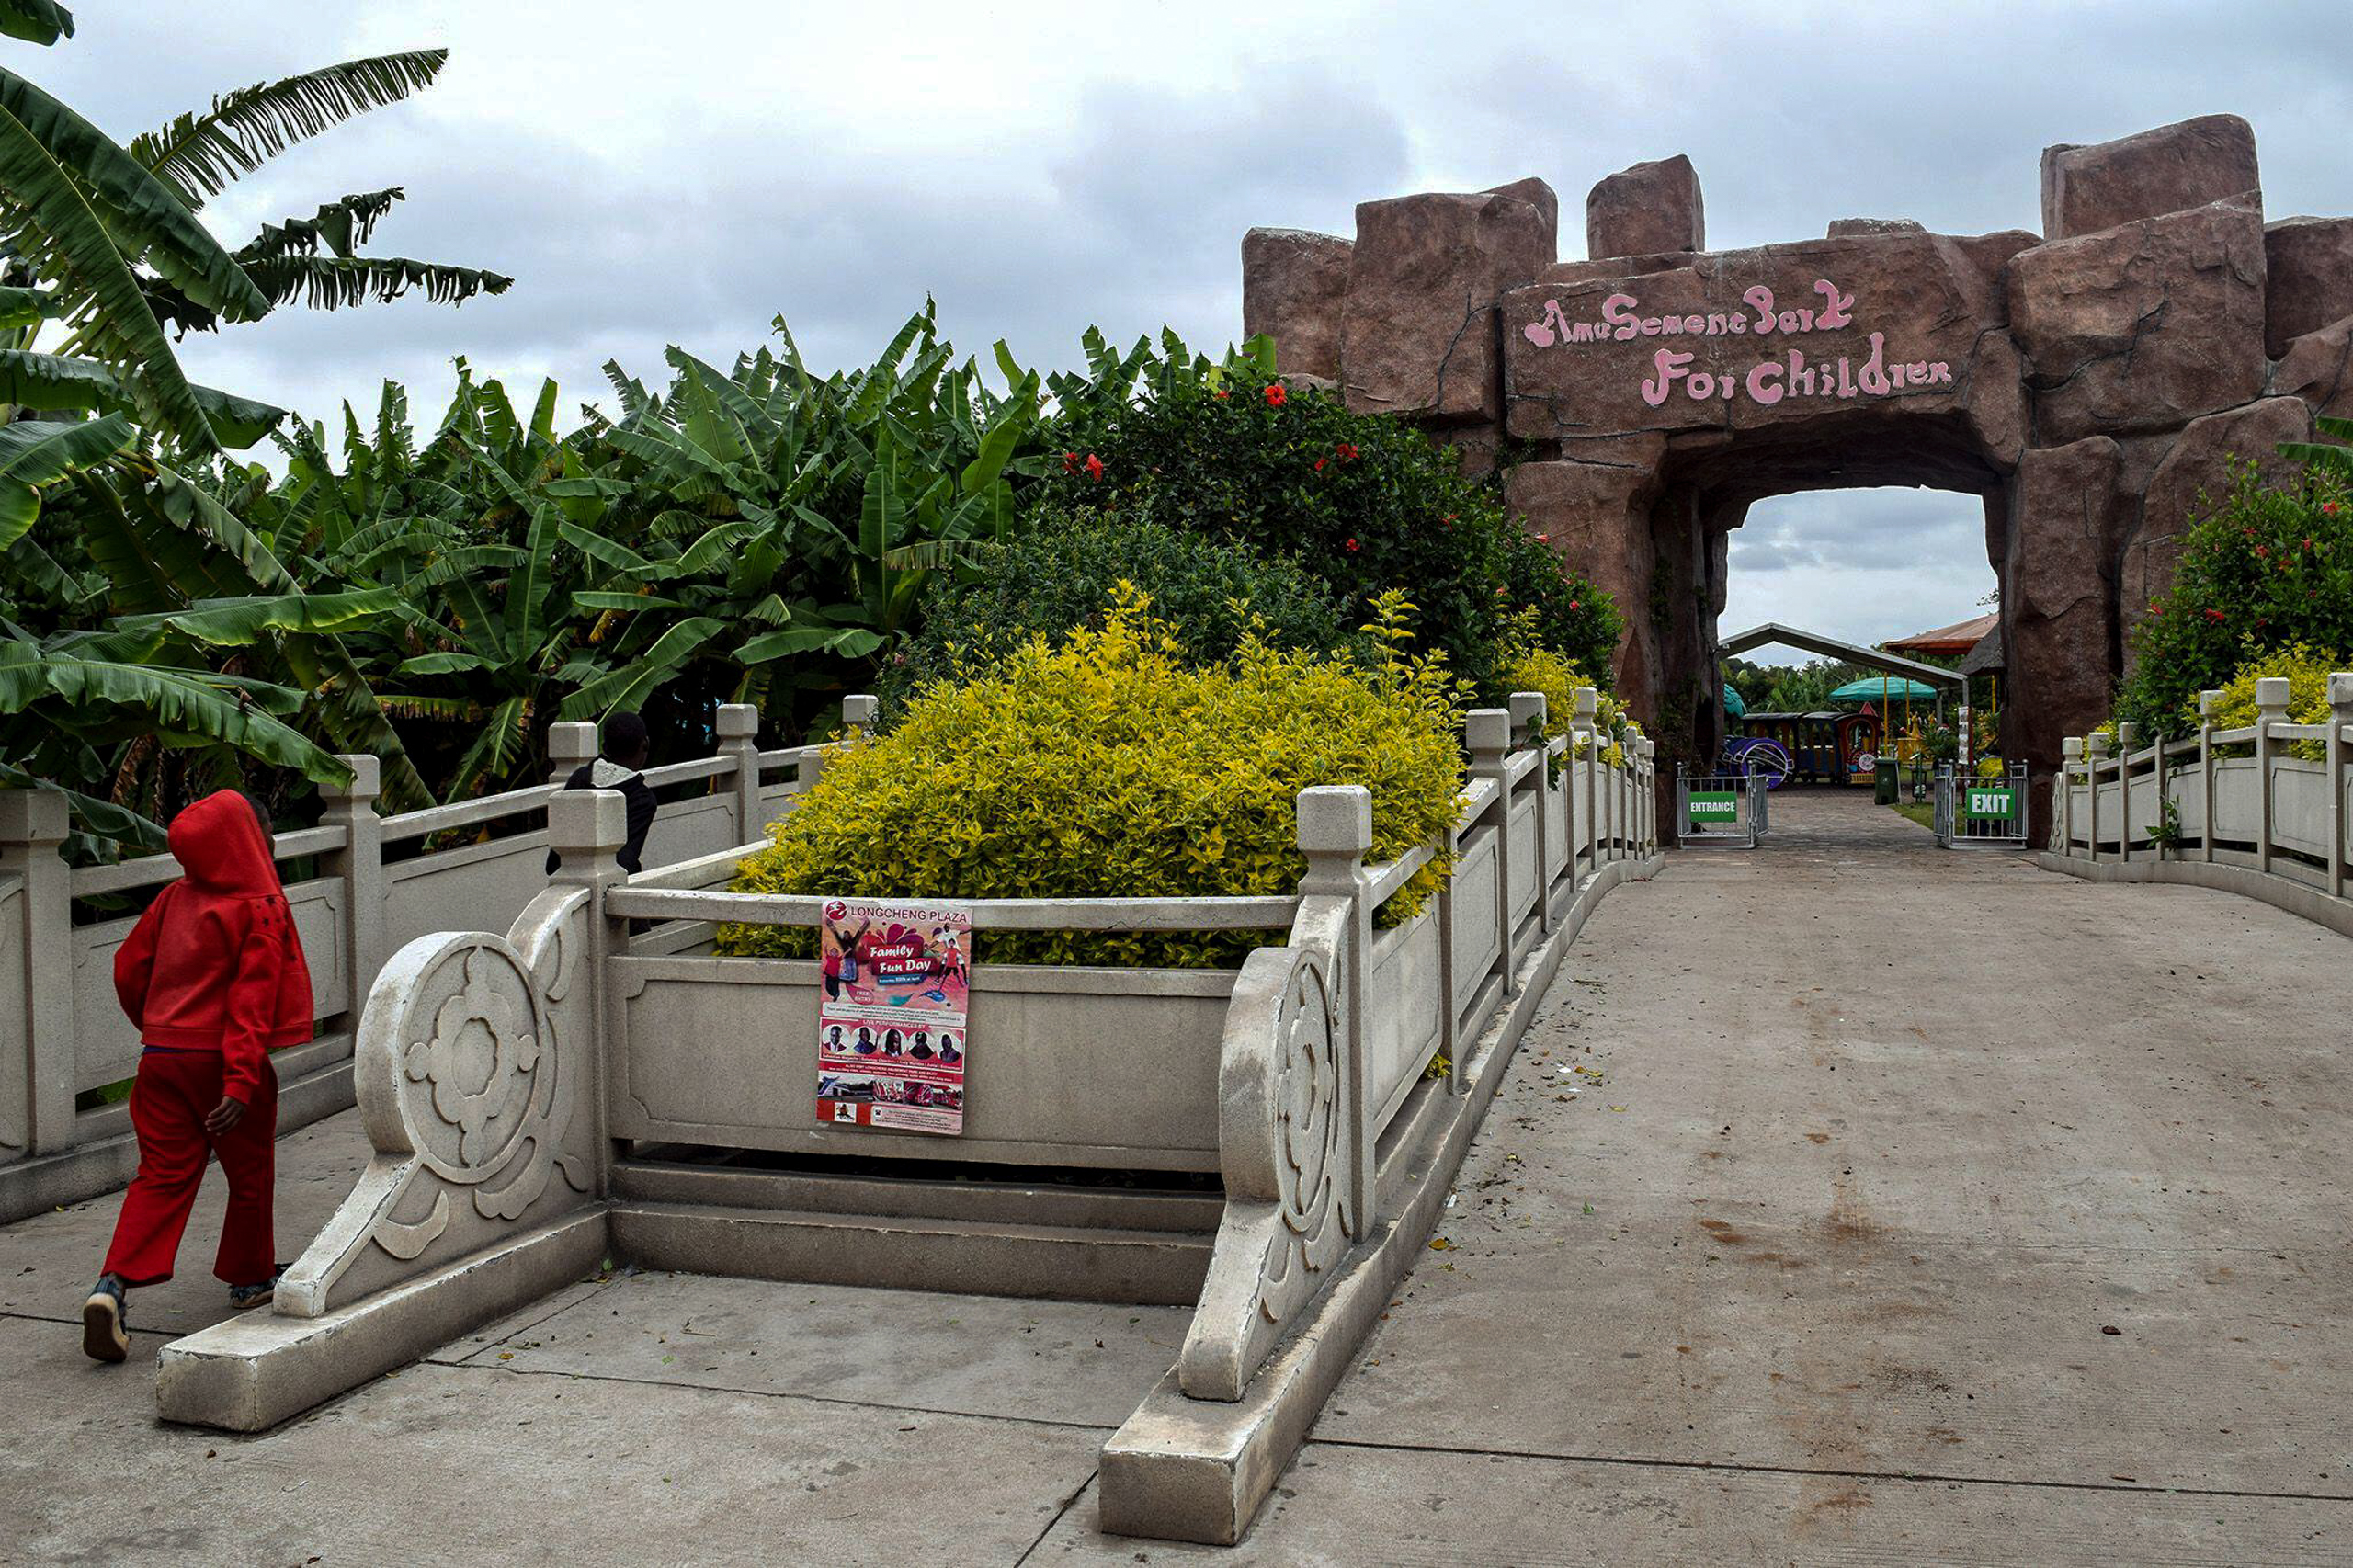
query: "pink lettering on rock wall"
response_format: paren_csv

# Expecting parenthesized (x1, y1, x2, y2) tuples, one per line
(1524, 279, 1947, 409)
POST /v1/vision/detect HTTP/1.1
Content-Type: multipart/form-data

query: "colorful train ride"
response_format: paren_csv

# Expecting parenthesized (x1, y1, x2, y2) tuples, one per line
(1732, 710, 1884, 787)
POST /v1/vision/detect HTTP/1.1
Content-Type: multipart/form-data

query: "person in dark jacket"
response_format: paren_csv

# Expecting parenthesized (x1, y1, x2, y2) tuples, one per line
(84, 791, 313, 1361)
(546, 712, 658, 875)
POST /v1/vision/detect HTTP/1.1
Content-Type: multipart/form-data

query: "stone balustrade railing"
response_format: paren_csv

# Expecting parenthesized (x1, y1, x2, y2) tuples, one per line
(2042, 673, 2353, 937)
(0, 702, 839, 1221)
(148, 689, 1663, 1550)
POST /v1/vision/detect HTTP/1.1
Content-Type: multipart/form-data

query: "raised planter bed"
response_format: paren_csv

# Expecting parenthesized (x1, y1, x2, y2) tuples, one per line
(153, 691, 1664, 1549)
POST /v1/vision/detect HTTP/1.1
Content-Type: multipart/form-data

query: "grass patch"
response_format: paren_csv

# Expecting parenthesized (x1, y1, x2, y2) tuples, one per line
(1886, 798, 1936, 832)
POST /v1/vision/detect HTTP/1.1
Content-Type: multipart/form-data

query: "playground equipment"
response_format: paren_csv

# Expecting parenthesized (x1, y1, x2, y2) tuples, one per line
(1734, 710, 1882, 787)
(1718, 735, 1792, 789)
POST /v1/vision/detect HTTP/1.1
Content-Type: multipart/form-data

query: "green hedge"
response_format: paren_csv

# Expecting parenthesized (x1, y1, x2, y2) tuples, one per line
(881, 505, 1362, 714)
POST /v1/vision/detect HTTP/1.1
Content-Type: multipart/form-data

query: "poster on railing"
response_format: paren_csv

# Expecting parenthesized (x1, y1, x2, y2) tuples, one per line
(814, 897, 972, 1136)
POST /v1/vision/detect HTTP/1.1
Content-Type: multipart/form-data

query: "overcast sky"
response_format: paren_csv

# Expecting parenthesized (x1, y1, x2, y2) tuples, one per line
(35, 1, 2353, 653)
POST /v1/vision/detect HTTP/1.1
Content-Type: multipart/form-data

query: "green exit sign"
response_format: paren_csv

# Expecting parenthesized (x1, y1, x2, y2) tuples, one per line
(1689, 791, 1740, 821)
(1965, 787, 2016, 820)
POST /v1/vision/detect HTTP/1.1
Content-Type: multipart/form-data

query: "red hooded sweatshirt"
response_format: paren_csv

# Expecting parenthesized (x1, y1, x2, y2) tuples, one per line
(112, 790, 314, 1106)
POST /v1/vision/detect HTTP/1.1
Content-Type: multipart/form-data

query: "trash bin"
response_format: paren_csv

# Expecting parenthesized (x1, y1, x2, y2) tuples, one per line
(1873, 754, 1898, 804)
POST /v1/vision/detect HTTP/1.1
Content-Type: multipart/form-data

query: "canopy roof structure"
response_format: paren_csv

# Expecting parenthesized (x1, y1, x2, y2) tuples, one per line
(1719, 621, 1965, 688)
(1883, 611, 1999, 657)
(1830, 676, 1940, 702)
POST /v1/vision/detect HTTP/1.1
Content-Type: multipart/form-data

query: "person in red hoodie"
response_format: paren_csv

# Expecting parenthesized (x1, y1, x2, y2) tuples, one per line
(81, 790, 313, 1362)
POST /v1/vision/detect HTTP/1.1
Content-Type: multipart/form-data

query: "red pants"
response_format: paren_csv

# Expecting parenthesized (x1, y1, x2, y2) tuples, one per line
(102, 1050, 278, 1288)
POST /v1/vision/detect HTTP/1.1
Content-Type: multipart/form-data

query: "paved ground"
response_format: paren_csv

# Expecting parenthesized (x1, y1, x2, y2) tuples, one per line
(5, 790, 2349, 1564)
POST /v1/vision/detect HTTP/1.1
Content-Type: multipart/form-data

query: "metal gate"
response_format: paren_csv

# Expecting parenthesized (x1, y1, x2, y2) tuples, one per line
(1935, 764, 2029, 847)
(1677, 766, 1766, 848)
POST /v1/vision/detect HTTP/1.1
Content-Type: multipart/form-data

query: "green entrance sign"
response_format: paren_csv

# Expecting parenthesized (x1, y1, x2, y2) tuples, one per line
(1689, 791, 1740, 822)
(1964, 786, 2016, 820)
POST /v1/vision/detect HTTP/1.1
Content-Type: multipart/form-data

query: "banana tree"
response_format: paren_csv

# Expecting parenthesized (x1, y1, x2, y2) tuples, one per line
(0, 40, 508, 453)
(369, 442, 612, 798)
(2280, 414, 2353, 483)
(566, 307, 1046, 732)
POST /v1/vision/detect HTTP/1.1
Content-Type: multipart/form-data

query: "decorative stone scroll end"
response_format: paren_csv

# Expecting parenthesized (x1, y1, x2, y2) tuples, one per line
(278, 887, 597, 1319)
(1178, 939, 1352, 1403)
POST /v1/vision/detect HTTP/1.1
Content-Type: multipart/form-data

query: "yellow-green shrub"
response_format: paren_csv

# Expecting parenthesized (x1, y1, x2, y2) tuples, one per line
(2205, 642, 2347, 761)
(717, 587, 1466, 968)
(1495, 612, 1624, 766)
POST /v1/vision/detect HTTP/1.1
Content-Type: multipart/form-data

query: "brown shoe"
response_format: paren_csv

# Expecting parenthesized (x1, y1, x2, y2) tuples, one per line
(81, 1277, 127, 1363)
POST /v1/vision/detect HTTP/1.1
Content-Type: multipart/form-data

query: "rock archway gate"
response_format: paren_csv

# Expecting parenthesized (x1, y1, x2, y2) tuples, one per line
(1242, 115, 2353, 829)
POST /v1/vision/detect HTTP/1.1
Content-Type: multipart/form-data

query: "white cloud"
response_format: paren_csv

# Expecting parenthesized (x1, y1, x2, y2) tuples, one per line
(1725, 489, 1996, 650)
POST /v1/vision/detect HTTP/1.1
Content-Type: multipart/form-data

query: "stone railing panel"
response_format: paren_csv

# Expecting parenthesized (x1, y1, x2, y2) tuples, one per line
(2049, 674, 2353, 920)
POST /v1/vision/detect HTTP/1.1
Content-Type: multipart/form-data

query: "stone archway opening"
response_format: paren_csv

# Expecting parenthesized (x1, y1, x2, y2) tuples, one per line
(1716, 483, 1998, 791)
(1649, 426, 2011, 778)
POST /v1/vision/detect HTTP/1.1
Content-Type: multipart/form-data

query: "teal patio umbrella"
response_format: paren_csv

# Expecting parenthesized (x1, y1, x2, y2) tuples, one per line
(1828, 676, 1938, 702)
(1722, 683, 1745, 718)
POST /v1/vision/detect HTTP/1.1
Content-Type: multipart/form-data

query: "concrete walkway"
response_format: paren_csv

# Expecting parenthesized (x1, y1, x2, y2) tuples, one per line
(5, 790, 2349, 1564)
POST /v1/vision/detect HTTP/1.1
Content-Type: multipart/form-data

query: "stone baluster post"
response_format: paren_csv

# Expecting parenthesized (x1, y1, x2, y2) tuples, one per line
(1572, 687, 1598, 876)
(1615, 722, 1638, 862)
(547, 788, 631, 1195)
(1637, 724, 1656, 847)
(0, 791, 71, 1157)
(1597, 710, 1618, 863)
(1649, 735, 1659, 848)
(2198, 691, 2219, 864)
(716, 703, 763, 846)
(1296, 785, 1374, 1233)
(318, 756, 384, 1035)
(2115, 722, 2139, 862)
(2330, 674, 2353, 900)
(2255, 676, 2291, 877)
(2086, 732, 2111, 863)
(2149, 722, 2170, 861)
(548, 720, 597, 787)
(1467, 709, 1515, 997)
(2059, 736, 2082, 856)
(1507, 691, 1552, 924)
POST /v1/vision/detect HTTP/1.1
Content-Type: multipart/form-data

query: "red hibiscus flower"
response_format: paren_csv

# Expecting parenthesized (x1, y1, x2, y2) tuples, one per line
(1336, 442, 1359, 461)
(2324, 502, 2341, 516)
(1343, 537, 1359, 551)
(1214, 390, 1230, 401)
(1263, 383, 1287, 408)
(2256, 544, 2269, 557)
(1084, 453, 1104, 480)
(1569, 599, 1580, 611)
(1314, 458, 1327, 472)
(2205, 608, 2228, 622)
(1062, 451, 1080, 474)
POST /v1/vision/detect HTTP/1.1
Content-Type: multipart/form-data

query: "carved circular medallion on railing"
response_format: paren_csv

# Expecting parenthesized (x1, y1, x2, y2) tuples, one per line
(391, 934, 557, 1185)
(1271, 950, 1340, 1241)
